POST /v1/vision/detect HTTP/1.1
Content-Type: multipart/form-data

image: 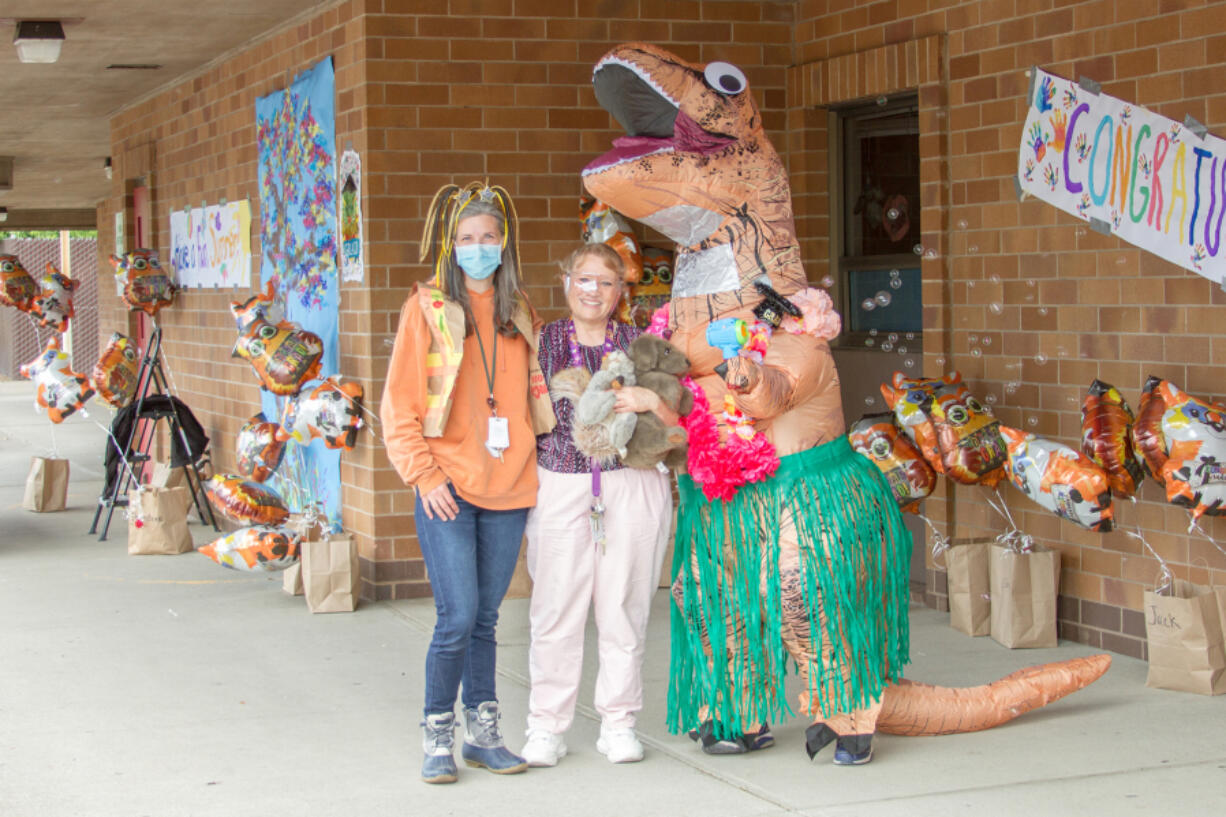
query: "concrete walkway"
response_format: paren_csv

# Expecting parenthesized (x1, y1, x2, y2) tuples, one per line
(2, 380, 1224, 817)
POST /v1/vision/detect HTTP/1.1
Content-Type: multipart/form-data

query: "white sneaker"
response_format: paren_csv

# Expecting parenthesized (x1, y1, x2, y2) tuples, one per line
(522, 728, 567, 767)
(597, 725, 644, 763)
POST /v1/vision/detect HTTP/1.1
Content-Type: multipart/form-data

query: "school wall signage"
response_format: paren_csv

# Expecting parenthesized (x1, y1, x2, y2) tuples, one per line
(169, 200, 253, 288)
(1018, 68, 1226, 285)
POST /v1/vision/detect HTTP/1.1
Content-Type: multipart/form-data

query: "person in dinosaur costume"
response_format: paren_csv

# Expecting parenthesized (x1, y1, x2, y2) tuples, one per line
(582, 43, 1109, 764)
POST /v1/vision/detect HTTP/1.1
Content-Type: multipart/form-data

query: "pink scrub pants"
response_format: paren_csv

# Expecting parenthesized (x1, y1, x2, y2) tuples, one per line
(525, 465, 672, 733)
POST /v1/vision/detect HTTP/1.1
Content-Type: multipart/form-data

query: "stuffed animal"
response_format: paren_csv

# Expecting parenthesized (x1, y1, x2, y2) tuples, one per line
(550, 350, 638, 466)
(622, 333, 692, 470)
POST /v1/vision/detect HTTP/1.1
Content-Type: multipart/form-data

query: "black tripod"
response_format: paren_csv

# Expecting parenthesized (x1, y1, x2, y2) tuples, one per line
(89, 326, 219, 541)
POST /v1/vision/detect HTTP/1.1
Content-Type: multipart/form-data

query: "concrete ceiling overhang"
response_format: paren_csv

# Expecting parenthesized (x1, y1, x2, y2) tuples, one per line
(0, 1, 337, 230)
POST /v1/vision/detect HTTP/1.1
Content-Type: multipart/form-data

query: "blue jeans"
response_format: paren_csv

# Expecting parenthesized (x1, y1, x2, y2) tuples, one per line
(415, 487, 528, 717)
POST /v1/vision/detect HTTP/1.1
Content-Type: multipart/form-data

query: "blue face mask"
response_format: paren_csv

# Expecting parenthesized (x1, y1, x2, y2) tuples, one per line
(455, 243, 502, 281)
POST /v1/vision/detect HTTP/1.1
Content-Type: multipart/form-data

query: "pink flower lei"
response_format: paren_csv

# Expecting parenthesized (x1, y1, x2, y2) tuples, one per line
(647, 304, 781, 502)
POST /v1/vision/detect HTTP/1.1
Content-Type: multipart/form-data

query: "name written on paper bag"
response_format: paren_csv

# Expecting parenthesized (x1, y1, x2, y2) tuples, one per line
(1149, 606, 1180, 630)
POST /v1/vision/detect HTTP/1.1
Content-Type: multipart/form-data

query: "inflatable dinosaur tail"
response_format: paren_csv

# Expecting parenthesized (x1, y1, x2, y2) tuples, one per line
(877, 654, 1111, 736)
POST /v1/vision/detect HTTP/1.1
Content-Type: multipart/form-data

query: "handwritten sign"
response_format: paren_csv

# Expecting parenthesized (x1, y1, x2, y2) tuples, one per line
(169, 200, 252, 288)
(1018, 69, 1226, 284)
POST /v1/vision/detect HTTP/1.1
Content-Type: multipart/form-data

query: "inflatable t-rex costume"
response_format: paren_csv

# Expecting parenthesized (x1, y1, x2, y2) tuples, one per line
(582, 43, 1109, 760)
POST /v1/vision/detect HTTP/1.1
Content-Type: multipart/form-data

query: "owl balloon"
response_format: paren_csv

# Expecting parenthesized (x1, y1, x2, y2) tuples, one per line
(232, 315, 324, 396)
(32, 263, 76, 332)
(277, 376, 365, 451)
(0, 253, 38, 312)
(19, 336, 95, 423)
(111, 249, 177, 316)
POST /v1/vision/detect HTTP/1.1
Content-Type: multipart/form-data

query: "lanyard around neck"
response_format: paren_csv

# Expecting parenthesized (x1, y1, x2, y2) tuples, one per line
(473, 314, 498, 413)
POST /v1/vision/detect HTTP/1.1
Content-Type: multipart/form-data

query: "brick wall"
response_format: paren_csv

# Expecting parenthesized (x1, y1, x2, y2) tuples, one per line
(790, 0, 1226, 659)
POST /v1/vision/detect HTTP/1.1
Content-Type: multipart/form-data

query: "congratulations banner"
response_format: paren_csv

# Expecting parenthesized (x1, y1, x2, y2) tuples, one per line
(1018, 68, 1226, 284)
(169, 201, 252, 288)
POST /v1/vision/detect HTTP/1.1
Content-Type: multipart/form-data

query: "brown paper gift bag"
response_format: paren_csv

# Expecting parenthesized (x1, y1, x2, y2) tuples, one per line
(281, 514, 325, 596)
(23, 456, 70, 513)
(1145, 579, 1226, 696)
(989, 543, 1060, 649)
(127, 486, 194, 555)
(148, 461, 186, 489)
(946, 541, 992, 637)
(302, 532, 359, 613)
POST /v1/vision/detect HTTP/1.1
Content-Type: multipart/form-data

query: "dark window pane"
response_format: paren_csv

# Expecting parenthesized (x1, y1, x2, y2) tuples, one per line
(846, 266, 922, 334)
(844, 112, 920, 258)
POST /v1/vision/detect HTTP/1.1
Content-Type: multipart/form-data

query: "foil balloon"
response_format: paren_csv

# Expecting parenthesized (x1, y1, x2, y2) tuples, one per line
(0, 253, 38, 312)
(277, 376, 364, 451)
(230, 279, 283, 331)
(1001, 425, 1114, 531)
(923, 385, 1008, 487)
(92, 332, 142, 409)
(1154, 381, 1226, 521)
(627, 245, 673, 327)
(111, 249, 177, 316)
(236, 413, 286, 482)
(849, 413, 937, 513)
(32, 263, 76, 332)
(205, 474, 290, 526)
(581, 195, 643, 283)
(881, 371, 966, 475)
(232, 315, 324, 396)
(1133, 375, 1169, 485)
(1080, 379, 1144, 499)
(19, 336, 95, 423)
(198, 525, 300, 572)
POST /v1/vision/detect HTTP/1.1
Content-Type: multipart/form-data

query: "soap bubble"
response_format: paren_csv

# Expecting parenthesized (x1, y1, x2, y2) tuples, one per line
(1026, 279, 1036, 287)
(957, 219, 968, 230)
(989, 303, 1003, 314)
(888, 333, 899, 343)
(968, 245, 979, 254)
(905, 333, 915, 340)
(1116, 255, 1128, 266)
(924, 248, 938, 259)
(889, 277, 903, 289)
(861, 298, 877, 311)
(981, 336, 992, 346)
(887, 208, 901, 221)
(877, 95, 888, 106)
(903, 358, 915, 368)
(985, 393, 997, 404)
(1005, 381, 1019, 394)
(875, 291, 892, 307)
(865, 396, 877, 406)
(913, 244, 924, 255)
(881, 342, 894, 352)
(1034, 352, 1048, 364)
(990, 274, 1001, 284)
(967, 280, 976, 289)
(821, 275, 835, 288)
(969, 334, 978, 344)
(897, 345, 908, 354)
(889, 268, 900, 277)
(1037, 307, 1048, 316)
(1027, 416, 1039, 427)
(971, 348, 982, 358)
(935, 356, 946, 366)
(865, 337, 875, 347)
(869, 328, 878, 336)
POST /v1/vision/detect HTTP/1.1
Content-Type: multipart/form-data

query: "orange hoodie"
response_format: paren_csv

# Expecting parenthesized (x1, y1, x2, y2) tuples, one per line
(381, 287, 539, 510)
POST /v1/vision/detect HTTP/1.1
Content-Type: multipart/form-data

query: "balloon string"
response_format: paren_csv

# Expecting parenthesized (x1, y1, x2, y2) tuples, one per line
(985, 487, 1034, 553)
(1123, 497, 1173, 594)
(1187, 517, 1226, 561)
(91, 416, 147, 523)
(48, 421, 58, 459)
(918, 512, 951, 565)
(151, 316, 182, 397)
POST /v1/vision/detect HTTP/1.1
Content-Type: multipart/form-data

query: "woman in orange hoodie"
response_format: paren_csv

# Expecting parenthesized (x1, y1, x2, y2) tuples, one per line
(381, 182, 555, 785)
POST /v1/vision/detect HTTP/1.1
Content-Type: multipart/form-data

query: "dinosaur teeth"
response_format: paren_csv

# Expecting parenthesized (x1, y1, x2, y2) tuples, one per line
(582, 144, 674, 177)
(592, 55, 680, 108)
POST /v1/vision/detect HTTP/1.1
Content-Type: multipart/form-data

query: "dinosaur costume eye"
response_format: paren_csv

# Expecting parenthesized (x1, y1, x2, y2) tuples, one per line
(704, 62, 747, 95)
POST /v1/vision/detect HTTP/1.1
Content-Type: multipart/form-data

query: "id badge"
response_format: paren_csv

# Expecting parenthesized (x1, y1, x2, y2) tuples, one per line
(487, 416, 510, 451)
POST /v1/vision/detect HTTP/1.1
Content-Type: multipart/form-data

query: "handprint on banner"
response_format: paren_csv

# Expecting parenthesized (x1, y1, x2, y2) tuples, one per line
(1049, 109, 1068, 153)
(1043, 164, 1060, 192)
(1035, 76, 1056, 113)
(1028, 121, 1048, 163)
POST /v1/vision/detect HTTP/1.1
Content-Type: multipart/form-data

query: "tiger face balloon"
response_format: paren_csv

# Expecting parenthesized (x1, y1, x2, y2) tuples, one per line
(1133, 375, 1169, 485)
(19, 336, 95, 423)
(92, 333, 142, 408)
(198, 525, 301, 572)
(236, 413, 287, 482)
(277, 376, 364, 451)
(849, 412, 936, 513)
(0, 254, 38, 312)
(1080, 379, 1144, 499)
(1002, 425, 1114, 532)
(881, 371, 966, 475)
(111, 249, 177, 316)
(232, 316, 324, 396)
(32, 263, 76, 332)
(923, 385, 1008, 487)
(205, 475, 290, 526)
(1156, 381, 1226, 521)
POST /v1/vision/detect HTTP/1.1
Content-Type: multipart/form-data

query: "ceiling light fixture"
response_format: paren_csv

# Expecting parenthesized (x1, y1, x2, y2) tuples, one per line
(13, 20, 65, 64)
(104, 157, 113, 180)
(0, 207, 8, 223)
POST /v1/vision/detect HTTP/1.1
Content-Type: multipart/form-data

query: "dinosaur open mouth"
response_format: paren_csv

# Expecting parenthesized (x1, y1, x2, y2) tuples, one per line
(583, 59, 734, 176)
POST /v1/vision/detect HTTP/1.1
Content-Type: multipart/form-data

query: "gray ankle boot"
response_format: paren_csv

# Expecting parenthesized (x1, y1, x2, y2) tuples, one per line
(460, 701, 527, 774)
(421, 712, 458, 784)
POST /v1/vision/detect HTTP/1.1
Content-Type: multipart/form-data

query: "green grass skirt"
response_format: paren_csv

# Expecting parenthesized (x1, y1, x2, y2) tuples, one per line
(668, 436, 912, 738)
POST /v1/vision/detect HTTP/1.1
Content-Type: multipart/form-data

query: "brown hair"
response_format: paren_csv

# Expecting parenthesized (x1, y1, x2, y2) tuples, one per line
(559, 243, 626, 282)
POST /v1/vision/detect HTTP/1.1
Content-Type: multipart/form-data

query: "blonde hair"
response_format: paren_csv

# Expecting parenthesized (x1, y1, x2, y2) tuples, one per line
(560, 243, 626, 283)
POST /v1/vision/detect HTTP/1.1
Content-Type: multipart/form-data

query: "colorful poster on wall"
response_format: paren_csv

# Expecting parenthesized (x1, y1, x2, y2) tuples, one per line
(255, 57, 341, 527)
(169, 201, 252, 288)
(1018, 68, 1226, 284)
(338, 149, 364, 283)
